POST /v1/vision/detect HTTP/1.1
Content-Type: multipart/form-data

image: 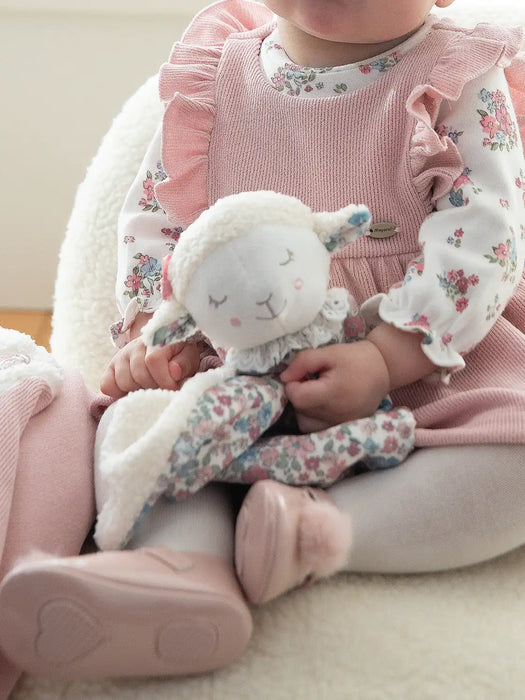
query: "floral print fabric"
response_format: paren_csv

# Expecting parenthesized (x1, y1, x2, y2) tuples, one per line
(261, 24, 428, 98)
(362, 70, 525, 376)
(478, 88, 520, 152)
(125, 373, 415, 546)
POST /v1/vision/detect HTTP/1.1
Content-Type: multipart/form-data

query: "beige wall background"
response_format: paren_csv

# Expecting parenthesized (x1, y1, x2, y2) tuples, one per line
(0, 0, 210, 309)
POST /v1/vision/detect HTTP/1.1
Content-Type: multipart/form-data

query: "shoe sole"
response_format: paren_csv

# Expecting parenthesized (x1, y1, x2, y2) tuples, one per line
(235, 483, 282, 604)
(0, 562, 252, 680)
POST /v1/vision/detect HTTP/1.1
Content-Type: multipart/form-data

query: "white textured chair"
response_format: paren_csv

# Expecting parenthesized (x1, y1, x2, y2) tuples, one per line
(12, 2, 525, 698)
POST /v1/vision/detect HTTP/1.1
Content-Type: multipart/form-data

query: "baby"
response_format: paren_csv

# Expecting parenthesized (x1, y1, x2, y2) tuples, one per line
(2, 0, 525, 684)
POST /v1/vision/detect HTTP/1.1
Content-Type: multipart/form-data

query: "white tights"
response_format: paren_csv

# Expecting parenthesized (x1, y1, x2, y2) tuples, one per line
(330, 443, 525, 573)
(125, 444, 525, 574)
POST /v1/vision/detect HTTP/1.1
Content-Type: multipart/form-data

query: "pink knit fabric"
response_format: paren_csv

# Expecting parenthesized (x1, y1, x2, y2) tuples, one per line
(0, 370, 99, 699)
(156, 0, 525, 447)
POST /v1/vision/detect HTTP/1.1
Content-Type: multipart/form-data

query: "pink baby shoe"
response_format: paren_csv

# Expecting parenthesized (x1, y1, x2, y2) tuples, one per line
(0, 547, 253, 680)
(235, 480, 352, 604)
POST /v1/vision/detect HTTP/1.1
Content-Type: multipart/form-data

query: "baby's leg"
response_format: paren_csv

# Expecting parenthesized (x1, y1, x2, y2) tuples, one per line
(1, 368, 96, 579)
(0, 403, 251, 681)
(0, 367, 97, 697)
(128, 485, 237, 561)
(329, 443, 525, 573)
(235, 444, 525, 602)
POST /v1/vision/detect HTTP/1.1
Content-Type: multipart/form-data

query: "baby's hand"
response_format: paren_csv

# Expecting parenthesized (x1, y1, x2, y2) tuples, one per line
(280, 341, 390, 433)
(100, 338, 200, 399)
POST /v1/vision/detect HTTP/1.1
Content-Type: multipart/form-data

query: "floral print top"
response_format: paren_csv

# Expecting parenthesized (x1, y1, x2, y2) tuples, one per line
(112, 21, 525, 378)
(260, 22, 429, 98)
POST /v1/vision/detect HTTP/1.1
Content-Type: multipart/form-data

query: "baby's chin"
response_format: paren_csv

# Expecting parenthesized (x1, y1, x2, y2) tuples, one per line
(302, 24, 424, 47)
(275, 0, 432, 47)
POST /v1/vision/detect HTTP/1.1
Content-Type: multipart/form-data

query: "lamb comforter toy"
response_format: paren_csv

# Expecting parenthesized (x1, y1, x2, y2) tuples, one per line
(94, 192, 416, 551)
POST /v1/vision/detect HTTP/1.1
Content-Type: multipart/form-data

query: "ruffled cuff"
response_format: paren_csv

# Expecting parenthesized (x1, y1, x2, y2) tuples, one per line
(109, 298, 141, 349)
(361, 293, 465, 385)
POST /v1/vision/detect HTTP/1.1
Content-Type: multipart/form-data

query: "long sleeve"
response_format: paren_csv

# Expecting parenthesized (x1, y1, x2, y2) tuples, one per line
(362, 66, 525, 380)
(109, 125, 221, 369)
(110, 125, 182, 347)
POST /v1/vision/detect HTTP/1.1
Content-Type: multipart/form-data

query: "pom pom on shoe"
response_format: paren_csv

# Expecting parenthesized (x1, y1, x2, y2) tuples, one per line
(298, 503, 352, 580)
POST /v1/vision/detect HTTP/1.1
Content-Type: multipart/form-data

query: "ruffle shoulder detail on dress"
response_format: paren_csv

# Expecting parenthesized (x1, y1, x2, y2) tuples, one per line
(155, 0, 274, 228)
(505, 51, 525, 147)
(407, 20, 524, 205)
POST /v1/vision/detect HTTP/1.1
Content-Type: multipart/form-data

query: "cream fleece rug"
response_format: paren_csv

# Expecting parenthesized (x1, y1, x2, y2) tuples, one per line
(12, 1, 525, 698)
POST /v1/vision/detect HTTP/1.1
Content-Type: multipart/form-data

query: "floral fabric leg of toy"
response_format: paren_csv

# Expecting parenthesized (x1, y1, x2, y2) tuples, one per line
(97, 373, 288, 550)
(221, 399, 416, 487)
(159, 375, 288, 500)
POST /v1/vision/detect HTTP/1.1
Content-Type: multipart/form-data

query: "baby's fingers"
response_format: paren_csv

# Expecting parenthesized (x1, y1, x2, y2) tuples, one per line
(169, 343, 201, 382)
(283, 377, 329, 412)
(294, 413, 330, 434)
(100, 365, 127, 399)
(145, 345, 181, 390)
(101, 354, 141, 398)
(280, 348, 330, 383)
(129, 344, 159, 390)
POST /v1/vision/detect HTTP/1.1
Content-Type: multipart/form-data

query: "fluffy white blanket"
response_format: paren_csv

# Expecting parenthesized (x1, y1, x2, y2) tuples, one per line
(13, 1, 525, 697)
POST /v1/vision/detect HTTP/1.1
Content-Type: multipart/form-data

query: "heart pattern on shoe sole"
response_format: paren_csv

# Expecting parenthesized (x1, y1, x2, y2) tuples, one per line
(36, 599, 106, 663)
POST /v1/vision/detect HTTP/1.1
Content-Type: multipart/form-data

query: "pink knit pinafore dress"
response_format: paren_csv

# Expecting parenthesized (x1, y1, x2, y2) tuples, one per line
(156, 0, 525, 448)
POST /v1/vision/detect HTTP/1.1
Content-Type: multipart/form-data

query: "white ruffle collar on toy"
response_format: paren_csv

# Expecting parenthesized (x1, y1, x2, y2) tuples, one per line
(225, 287, 350, 374)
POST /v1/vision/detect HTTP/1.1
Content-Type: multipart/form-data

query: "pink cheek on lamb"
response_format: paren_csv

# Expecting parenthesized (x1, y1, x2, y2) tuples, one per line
(294, 278, 303, 290)
(230, 317, 242, 327)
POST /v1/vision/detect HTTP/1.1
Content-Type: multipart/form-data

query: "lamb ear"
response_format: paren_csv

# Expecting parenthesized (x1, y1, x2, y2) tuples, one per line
(313, 204, 371, 252)
(141, 298, 198, 348)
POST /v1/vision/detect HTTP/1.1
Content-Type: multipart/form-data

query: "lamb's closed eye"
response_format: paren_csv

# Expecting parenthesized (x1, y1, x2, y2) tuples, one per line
(279, 249, 294, 266)
(209, 294, 228, 309)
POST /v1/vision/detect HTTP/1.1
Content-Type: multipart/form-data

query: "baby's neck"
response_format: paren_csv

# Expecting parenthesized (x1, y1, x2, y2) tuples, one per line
(276, 17, 422, 67)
